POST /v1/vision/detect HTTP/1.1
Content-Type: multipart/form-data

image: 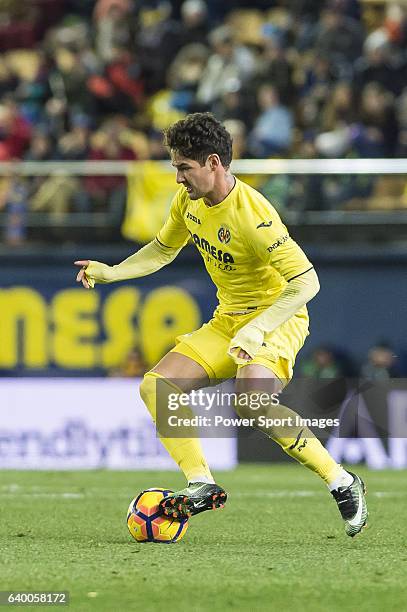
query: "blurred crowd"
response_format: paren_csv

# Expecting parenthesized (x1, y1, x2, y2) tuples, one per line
(0, 0, 407, 244)
(300, 342, 403, 379)
(112, 341, 403, 378)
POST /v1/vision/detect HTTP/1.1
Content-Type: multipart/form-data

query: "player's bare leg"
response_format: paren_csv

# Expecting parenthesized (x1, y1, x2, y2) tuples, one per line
(235, 363, 368, 537)
(139, 351, 227, 519)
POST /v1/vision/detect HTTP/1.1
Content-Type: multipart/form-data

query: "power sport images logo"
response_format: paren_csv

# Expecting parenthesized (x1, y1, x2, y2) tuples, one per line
(192, 234, 236, 271)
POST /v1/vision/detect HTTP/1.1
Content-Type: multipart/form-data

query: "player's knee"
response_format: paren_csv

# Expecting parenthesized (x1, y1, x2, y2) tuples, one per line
(139, 372, 154, 402)
(140, 372, 184, 425)
(139, 372, 160, 422)
(234, 402, 252, 420)
(234, 391, 270, 421)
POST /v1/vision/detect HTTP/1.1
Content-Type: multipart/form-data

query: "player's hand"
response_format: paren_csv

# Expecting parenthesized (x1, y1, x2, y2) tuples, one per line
(74, 260, 91, 289)
(228, 324, 264, 365)
(231, 348, 252, 361)
(74, 260, 113, 286)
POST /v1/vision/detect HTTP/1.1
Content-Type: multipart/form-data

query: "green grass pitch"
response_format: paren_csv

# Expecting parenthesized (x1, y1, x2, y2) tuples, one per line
(0, 465, 406, 612)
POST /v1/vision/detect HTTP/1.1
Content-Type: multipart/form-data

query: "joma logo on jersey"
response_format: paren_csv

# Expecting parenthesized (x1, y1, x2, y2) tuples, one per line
(186, 212, 201, 224)
(192, 234, 235, 263)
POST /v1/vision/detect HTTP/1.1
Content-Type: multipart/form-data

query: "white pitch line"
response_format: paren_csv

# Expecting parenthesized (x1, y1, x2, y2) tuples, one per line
(0, 492, 84, 499)
(0, 484, 21, 492)
(233, 490, 406, 498)
(234, 490, 316, 498)
(0, 490, 404, 500)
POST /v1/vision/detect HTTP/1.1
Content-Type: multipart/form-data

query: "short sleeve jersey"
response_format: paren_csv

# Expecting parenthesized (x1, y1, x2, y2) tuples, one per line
(157, 178, 313, 313)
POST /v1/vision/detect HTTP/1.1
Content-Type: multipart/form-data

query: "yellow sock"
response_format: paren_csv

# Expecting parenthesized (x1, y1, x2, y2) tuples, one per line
(139, 372, 214, 483)
(276, 430, 343, 484)
(258, 403, 342, 484)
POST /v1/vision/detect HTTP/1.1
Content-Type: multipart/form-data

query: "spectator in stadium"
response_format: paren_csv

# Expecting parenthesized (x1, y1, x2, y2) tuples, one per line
(136, 3, 185, 94)
(83, 116, 136, 220)
(211, 83, 250, 126)
(299, 53, 336, 109)
(109, 347, 148, 378)
(355, 82, 398, 157)
(384, 2, 407, 47)
(257, 34, 295, 106)
(42, 97, 68, 145)
(360, 343, 399, 380)
(271, 136, 326, 212)
(56, 113, 91, 160)
(396, 87, 407, 157)
(24, 129, 54, 161)
(94, 0, 133, 64)
(99, 46, 144, 114)
(300, 346, 344, 379)
(248, 83, 293, 156)
(30, 170, 81, 221)
(167, 43, 209, 113)
(0, 173, 28, 246)
(321, 81, 356, 131)
(177, 0, 209, 49)
(313, 5, 364, 78)
(23, 129, 56, 213)
(289, 0, 326, 21)
(94, 0, 132, 21)
(13, 52, 50, 125)
(354, 27, 407, 97)
(196, 25, 258, 106)
(51, 47, 91, 113)
(0, 0, 40, 51)
(0, 99, 31, 160)
(0, 58, 18, 100)
(223, 119, 248, 159)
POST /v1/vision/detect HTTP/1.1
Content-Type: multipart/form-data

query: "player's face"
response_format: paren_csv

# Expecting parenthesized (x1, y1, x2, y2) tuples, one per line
(171, 151, 216, 200)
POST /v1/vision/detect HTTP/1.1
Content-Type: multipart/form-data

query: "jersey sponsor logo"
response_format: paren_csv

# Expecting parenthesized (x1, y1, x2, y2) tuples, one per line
(267, 234, 289, 252)
(186, 212, 201, 224)
(256, 220, 273, 228)
(192, 233, 234, 263)
(217, 226, 231, 244)
(204, 254, 236, 271)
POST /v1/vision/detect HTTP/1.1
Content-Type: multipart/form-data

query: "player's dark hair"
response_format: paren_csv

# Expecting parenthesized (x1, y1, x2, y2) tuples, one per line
(164, 113, 233, 168)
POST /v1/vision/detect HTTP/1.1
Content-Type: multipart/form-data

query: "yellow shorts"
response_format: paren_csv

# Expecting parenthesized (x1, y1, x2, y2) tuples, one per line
(171, 306, 309, 385)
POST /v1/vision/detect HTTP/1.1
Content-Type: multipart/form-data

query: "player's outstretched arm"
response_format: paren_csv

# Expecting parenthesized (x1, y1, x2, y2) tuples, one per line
(74, 239, 182, 289)
(229, 267, 320, 363)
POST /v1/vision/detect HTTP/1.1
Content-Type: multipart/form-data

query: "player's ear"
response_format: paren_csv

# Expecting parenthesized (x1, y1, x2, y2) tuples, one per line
(207, 154, 221, 171)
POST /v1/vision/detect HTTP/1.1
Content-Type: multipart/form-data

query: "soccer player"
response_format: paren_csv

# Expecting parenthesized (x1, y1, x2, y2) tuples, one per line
(75, 113, 368, 537)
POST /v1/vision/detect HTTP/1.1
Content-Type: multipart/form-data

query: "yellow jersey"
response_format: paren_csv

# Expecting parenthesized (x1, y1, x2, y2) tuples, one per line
(157, 178, 313, 313)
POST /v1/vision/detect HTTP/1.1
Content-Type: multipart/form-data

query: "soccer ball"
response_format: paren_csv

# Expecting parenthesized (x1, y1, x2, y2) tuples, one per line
(127, 488, 189, 543)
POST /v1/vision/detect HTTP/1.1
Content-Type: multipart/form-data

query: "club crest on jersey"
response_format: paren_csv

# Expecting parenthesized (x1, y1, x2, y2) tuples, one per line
(218, 226, 231, 244)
